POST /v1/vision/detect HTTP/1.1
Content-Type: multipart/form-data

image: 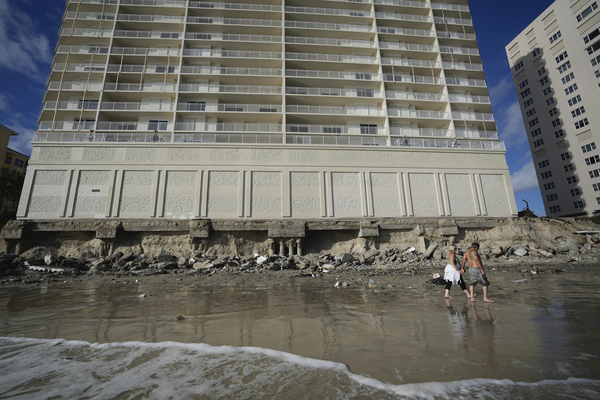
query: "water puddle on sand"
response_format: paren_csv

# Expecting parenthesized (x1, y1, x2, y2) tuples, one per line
(0, 269, 599, 398)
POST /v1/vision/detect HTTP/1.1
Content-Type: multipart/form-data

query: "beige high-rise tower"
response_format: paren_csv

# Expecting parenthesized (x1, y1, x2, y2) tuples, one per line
(19, 0, 516, 220)
(506, 0, 600, 217)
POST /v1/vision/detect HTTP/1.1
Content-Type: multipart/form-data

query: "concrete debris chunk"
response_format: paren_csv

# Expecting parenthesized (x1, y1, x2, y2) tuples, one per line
(335, 253, 354, 263)
(423, 244, 438, 259)
(514, 249, 528, 257)
(256, 256, 268, 265)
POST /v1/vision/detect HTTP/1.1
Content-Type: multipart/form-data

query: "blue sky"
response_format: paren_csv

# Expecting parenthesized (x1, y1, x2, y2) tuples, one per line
(0, 0, 554, 216)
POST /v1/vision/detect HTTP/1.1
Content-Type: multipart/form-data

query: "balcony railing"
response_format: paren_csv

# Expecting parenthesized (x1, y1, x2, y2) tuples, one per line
(287, 87, 385, 98)
(375, 12, 433, 23)
(287, 105, 385, 116)
(47, 81, 103, 91)
(445, 77, 487, 87)
(38, 121, 173, 131)
(33, 131, 172, 143)
(452, 111, 494, 121)
(180, 66, 282, 76)
(183, 49, 282, 59)
(449, 94, 490, 104)
(287, 69, 382, 81)
(119, 0, 186, 6)
(383, 73, 445, 85)
(111, 47, 181, 56)
(106, 64, 179, 73)
(285, 20, 376, 33)
(116, 14, 185, 22)
(439, 46, 479, 56)
(391, 138, 504, 150)
(388, 109, 450, 119)
(64, 12, 115, 20)
(104, 82, 177, 92)
(437, 31, 476, 41)
(187, 16, 282, 27)
(286, 135, 388, 146)
(179, 83, 282, 94)
(442, 61, 484, 71)
(286, 6, 374, 18)
(57, 45, 109, 54)
(286, 36, 375, 48)
(67, 0, 118, 4)
(373, 0, 428, 8)
(52, 63, 106, 73)
(386, 91, 447, 102)
(101, 102, 176, 111)
(389, 127, 499, 139)
(186, 32, 281, 43)
(431, 2, 470, 12)
(189, 2, 282, 12)
(113, 30, 182, 39)
(286, 52, 378, 64)
(381, 57, 442, 68)
(286, 125, 388, 135)
(62, 28, 113, 37)
(434, 17, 473, 26)
(175, 122, 282, 132)
(43, 101, 99, 110)
(174, 133, 283, 144)
(379, 41, 436, 52)
(177, 103, 282, 112)
(377, 27, 435, 38)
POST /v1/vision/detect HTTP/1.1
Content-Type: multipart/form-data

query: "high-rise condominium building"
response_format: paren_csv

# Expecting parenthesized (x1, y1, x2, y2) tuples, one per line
(506, 0, 600, 217)
(18, 0, 516, 220)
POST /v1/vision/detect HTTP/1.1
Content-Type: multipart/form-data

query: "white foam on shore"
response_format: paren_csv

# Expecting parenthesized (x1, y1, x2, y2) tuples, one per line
(1, 337, 599, 400)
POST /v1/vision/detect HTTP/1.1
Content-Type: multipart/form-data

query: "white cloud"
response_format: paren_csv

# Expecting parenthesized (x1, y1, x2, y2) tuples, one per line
(496, 101, 528, 148)
(489, 75, 514, 104)
(0, 0, 53, 82)
(0, 93, 9, 112)
(510, 160, 539, 193)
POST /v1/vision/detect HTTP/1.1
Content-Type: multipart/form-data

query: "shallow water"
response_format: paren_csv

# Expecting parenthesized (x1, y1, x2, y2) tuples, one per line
(0, 270, 599, 398)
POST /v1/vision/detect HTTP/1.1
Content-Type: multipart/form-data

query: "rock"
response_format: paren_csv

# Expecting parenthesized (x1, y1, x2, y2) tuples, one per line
(132, 254, 146, 263)
(256, 256, 268, 265)
(491, 247, 503, 256)
(418, 237, 427, 253)
(532, 248, 553, 257)
(175, 315, 185, 320)
(194, 261, 214, 270)
(433, 249, 442, 261)
(514, 249, 528, 256)
(403, 247, 416, 254)
(423, 244, 438, 259)
(412, 225, 425, 236)
(556, 241, 579, 253)
(335, 253, 354, 263)
(363, 249, 380, 260)
(177, 257, 188, 267)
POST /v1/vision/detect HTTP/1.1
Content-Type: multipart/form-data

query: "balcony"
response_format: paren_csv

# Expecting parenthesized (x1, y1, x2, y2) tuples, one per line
(116, 14, 185, 23)
(286, 135, 388, 146)
(381, 57, 441, 68)
(379, 41, 436, 53)
(67, 0, 118, 4)
(442, 61, 483, 71)
(52, 63, 106, 73)
(373, 0, 428, 8)
(186, 32, 281, 43)
(439, 46, 479, 56)
(445, 77, 487, 87)
(286, 36, 375, 48)
(43, 101, 99, 111)
(38, 121, 173, 132)
(449, 94, 490, 104)
(183, 49, 282, 59)
(113, 30, 182, 39)
(177, 103, 282, 113)
(285, 21, 376, 33)
(106, 64, 179, 73)
(287, 87, 385, 98)
(286, 105, 385, 117)
(111, 47, 181, 56)
(452, 111, 494, 121)
(286, 6, 374, 18)
(287, 69, 383, 81)
(57, 45, 109, 54)
(47, 81, 103, 91)
(437, 31, 476, 41)
(175, 122, 282, 132)
(180, 66, 281, 76)
(187, 16, 282, 27)
(33, 131, 171, 143)
(434, 17, 473, 26)
(383, 74, 445, 85)
(179, 83, 282, 94)
(101, 102, 176, 111)
(431, 2, 470, 12)
(104, 82, 177, 92)
(119, 0, 186, 6)
(377, 26, 435, 38)
(391, 138, 504, 150)
(64, 12, 115, 20)
(287, 125, 388, 135)
(174, 133, 283, 144)
(375, 12, 433, 23)
(386, 91, 447, 102)
(286, 52, 378, 64)
(388, 109, 450, 119)
(189, 2, 282, 12)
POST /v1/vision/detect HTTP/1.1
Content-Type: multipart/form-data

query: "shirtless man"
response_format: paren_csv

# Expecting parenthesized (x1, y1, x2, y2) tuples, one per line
(461, 242, 494, 303)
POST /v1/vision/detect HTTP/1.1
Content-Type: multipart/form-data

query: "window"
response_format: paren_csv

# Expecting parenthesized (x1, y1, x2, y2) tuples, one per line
(561, 152, 571, 160)
(539, 160, 550, 168)
(537, 67, 547, 76)
(551, 118, 561, 127)
(596, 69, 600, 78)
(571, 106, 586, 117)
(533, 47, 541, 57)
(567, 176, 578, 184)
(582, 143, 597, 153)
(568, 94, 582, 106)
(547, 194, 558, 201)
(540, 76, 549, 86)
(526, 108, 537, 117)
(14, 159, 24, 168)
(548, 108, 558, 117)
(78, 100, 98, 110)
(514, 60, 524, 71)
(544, 182, 555, 190)
(571, 188, 581, 196)
(356, 89, 374, 97)
(355, 73, 372, 80)
(584, 27, 600, 44)
(531, 128, 542, 137)
(549, 31, 562, 43)
(4, 156, 12, 164)
(74, 118, 95, 130)
(558, 61, 571, 74)
(541, 171, 552, 179)
(520, 88, 531, 98)
(360, 124, 377, 134)
(524, 98, 534, 107)
(519, 79, 529, 89)
(148, 120, 168, 131)
(592, 55, 600, 67)
(323, 127, 342, 133)
(543, 87, 553, 96)
(549, 205, 561, 213)
(589, 168, 600, 178)
(594, 183, 600, 191)
(574, 200, 585, 209)
(187, 101, 206, 111)
(562, 72, 575, 84)
(555, 129, 564, 138)
(528, 118, 539, 128)
(546, 97, 555, 106)
(575, 118, 589, 129)
(565, 83, 578, 94)
(587, 41, 600, 55)
(564, 164, 574, 172)
(555, 51, 568, 63)
(577, 2, 598, 22)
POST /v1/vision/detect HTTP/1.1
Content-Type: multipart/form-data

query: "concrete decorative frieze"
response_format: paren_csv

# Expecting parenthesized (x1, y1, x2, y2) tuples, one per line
(28, 196, 62, 213)
(291, 197, 320, 213)
(83, 147, 115, 162)
(290, 150, 319, 163)
(209, 171, 238, 186)
(74, 196, 107, 213)
(330, 150, 358, 165)
(33, 170, 67, 186)
(252, 197, 281, 214)
(38, 148, 71, 162)
(409, 173, 434, 188)
(445, 174, 476, 215)
(120, 196, 151, 213)
(411, 196, 438, 216)
(164, 196, 194, 213)
(167, 171, 197, 186)
(210, 149, 240, 163)
(480, 175, 511, 215)
(333, 196, 361, 213)
(252, 172, 281, 187)
(332, 172, 360, 187)
(371, 173, 398, 187)
(167, 148, 201, 162)
(123, 171, 154, 186)
(79, 170, 112, 186)
(251, 149, 282, 163)
(125, 148, 157, 162)
(373, 196, 401, 214)
(207, 196, 237, 213)
(291, 172, 319, 187)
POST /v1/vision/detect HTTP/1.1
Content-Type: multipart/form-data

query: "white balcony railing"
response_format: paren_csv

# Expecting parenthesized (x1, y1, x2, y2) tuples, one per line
(287, 69, 382, 81)
(373, 0, 429, 8)
(113, 30, 182, 39)
(285, 20, 376, 33)
(381, 57, 442, 68)
(452, 111, 494, 121)
(434, 17, 473, 26)
(375, 12, 433, 23)
(431, 2, 470, 12)
(101, 102, 176, 111)
(119, 0, 187, 6)
(116, 14, 185, 22)
(64, 12, 115, 20)
(287, 125, 388, 135)
(379, 41, 436, 53)
(104, 82, 177, 92)
(183, 49, 282, 59)
(186, 32, 281, 43)
(391, 138, 504, 150)
(180, 66, 282, 76)
(437, 31, 476, 41)
(449, 94, 490, 104)
(52, 63, 106, 73)
(383, 74, 446, 85)
(286, 36, 375, 48)
(445, 77, 487, 87)
(176, 103, 282, 112)
(34, 131, 171, 143)
(189, 2, 282, 12)
(179, 83, 282, 94)
(47, 81, 103, 91)
(111, 47, 181, 56)
(439, 46, 479, 56)
(377, 26, 435, 38)
(43, 101, 99, 110)
(286, 6, 374, 18)
(286, 135, 388, 146)
(287, 105, 385, 116)
(388, 109, 450, 119)
(442, 61, 484, 71)
(386, 91, 447, 102)
(175, 122, 282, 132)
(287, 87, 385, 98)
(106, 64, 179, 73)
(57, 45, 109, 54)
(187, 16, 282, 27)
(68, 0, 118, 4)
(174, 133, 283, 144)
(286, 52, 378, 64)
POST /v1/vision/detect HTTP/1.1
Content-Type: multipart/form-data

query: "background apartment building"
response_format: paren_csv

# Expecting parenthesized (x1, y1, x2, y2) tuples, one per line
(506, 0, 600, 217)
(19, 0, 517, 220)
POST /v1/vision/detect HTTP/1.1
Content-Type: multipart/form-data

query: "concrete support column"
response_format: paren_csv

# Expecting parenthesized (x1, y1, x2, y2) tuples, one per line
(287, 240, 294, 257)
(267, 238, 275, 257)
(279, 240, 285, 257)
(15, 242, 23, 256)
(296, 239, 302, 256)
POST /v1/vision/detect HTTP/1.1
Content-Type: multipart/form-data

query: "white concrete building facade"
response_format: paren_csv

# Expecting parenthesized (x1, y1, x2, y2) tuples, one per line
(19, 0, 516, 220)
(506, 0, 600, 217)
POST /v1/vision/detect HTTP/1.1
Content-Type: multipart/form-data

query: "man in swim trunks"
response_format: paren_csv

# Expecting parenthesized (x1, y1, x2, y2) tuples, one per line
(461, 242, 494, 303)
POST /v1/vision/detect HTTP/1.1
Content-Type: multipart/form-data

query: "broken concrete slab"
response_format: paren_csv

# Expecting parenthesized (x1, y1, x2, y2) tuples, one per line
(423, 244, 438, 259)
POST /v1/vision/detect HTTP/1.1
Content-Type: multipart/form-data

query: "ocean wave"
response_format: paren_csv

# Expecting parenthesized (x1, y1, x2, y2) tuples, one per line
(1, 337, 599, 400)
